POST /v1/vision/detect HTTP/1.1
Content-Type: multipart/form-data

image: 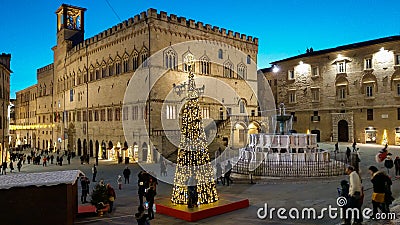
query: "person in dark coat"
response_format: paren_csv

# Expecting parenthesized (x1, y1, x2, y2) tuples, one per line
(146, 176, 157, 219)
(138, 171, 148, 207)
(2, 161, 7, 175)
(394, 156, 400, 177)
(368, 166, 394, 218)
(346, 147, 351, 163)
(80, 176, 90, 203)
(123, 166, 131, 184)
(384, 156, 394, 177)
(9, 161, 14, 173)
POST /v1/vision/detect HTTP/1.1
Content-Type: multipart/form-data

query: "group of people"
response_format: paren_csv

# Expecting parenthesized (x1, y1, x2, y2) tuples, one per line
(339, 164, 394, 225)
(135, 170, 158, 225)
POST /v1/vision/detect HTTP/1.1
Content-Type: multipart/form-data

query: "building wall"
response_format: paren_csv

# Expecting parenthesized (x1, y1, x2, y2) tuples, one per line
(273, 37, 400, 144)
(0, 53, 11, 162)
(14, 5, 260, 161)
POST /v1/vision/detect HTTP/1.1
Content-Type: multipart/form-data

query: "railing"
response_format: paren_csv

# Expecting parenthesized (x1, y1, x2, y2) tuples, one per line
(233, 152, 348, 177)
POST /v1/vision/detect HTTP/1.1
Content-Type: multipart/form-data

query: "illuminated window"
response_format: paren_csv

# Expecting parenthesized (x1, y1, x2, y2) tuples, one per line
(365, 58, 372, 70)
(311, 88, 320, 102)
(337, 62, 346, 73)
(201, 107, 210, 119)
(366, 85, 373, 97)
(288, 70, 295, 80)
(312, 66, 319, 77)
(288, 90, 296, 103)
(166, 105, 176, 120)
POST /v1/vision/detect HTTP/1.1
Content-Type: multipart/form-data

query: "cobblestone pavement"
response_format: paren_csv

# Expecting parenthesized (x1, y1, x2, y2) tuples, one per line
(4, 142, 400, 225)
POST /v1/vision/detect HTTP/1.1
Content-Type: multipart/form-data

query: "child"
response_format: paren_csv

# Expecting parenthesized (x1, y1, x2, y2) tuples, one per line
(117, 175, 123, 190)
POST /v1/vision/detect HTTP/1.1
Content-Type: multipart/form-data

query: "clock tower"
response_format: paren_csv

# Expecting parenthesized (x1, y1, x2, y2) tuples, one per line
(55, 4, 86, 49)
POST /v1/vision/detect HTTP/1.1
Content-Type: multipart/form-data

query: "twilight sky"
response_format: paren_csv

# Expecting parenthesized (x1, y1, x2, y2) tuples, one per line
(1, 0, 400, 98)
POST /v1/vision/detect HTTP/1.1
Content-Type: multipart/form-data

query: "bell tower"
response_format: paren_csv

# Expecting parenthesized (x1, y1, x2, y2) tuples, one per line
(55, 4, 86, 48)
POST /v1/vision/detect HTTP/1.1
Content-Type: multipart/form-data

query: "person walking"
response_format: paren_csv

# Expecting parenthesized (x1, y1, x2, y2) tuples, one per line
(2, 161, 7, 175)
(92, 164, 97, 182)
(368, 166, 394, 218)
(117, 175, 123, 190)
(160, 160, 167, 176)
(345, 166, 363, 225)
(224, 160, 233, 186)
(394, 156, 400, 177)
(334, 142, 339, 153)
(216, 162, 224, 185)
(352, 140, 357, 152)
(106, 183, 116, 213)
(123, 166, 131, 184)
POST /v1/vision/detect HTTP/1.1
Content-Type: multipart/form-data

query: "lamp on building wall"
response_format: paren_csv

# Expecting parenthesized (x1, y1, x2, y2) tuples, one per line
(272, 65, 280, 73)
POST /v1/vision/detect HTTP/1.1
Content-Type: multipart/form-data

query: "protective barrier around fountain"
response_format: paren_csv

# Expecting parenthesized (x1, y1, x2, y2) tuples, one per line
(236, 133, 348, 177)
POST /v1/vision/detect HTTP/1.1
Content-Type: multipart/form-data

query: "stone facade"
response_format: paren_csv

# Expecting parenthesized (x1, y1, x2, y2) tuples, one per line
(270, 36, 400, 145)
(0, 53, 11, 163)
(14, 4, 261, 162)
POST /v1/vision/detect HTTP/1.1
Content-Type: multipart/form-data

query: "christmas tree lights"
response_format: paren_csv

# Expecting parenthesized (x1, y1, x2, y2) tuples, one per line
(171, 57, 218, 205)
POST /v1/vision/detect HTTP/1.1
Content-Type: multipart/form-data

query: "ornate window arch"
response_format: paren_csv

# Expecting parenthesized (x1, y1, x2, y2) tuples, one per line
(122, 52, 129, 73)
(239, 99, 246, 114)
(164, 48, 177, 70)
(132, 49, 139, 70)
(199, 55, 210, 75)
(223, 60, 234, 78)
(140, 47, 148, 67)
(390, 69, 400, 96)
(237, 62, 247, 79)
(360, 72, 377, 97)
(108, 57, 114, 76)
(183, 51, 195, 72)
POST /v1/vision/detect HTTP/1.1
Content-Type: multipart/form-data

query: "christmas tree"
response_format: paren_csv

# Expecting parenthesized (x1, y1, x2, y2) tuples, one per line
(171, 57, 218, 205)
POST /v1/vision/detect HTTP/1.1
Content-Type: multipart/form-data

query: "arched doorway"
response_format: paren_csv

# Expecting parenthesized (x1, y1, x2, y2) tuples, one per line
(89, 140, 93, 157)
(77, 139, 82, 156)
(338, 120, 349, 142)
(95, 140, 99, 160)
(83, 139, 87, 156)
(133, 142, 139, 161)
(311, 130, 321, 142)
(142, 142, 148, 162)
(101, 141, 106, 159)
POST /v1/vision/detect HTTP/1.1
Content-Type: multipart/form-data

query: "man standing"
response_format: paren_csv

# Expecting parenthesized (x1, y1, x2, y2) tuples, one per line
(92, 164, 97, 182)
(345, 166, 363, 225)
(1, 161, 7, 175)
(138, 171, 148, 206)
(123, 166, 131, 184)
(80, 176, 90, 203)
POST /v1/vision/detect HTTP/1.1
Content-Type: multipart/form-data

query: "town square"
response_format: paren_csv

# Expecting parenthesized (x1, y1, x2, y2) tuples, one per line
(1, 1, 400, 224)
